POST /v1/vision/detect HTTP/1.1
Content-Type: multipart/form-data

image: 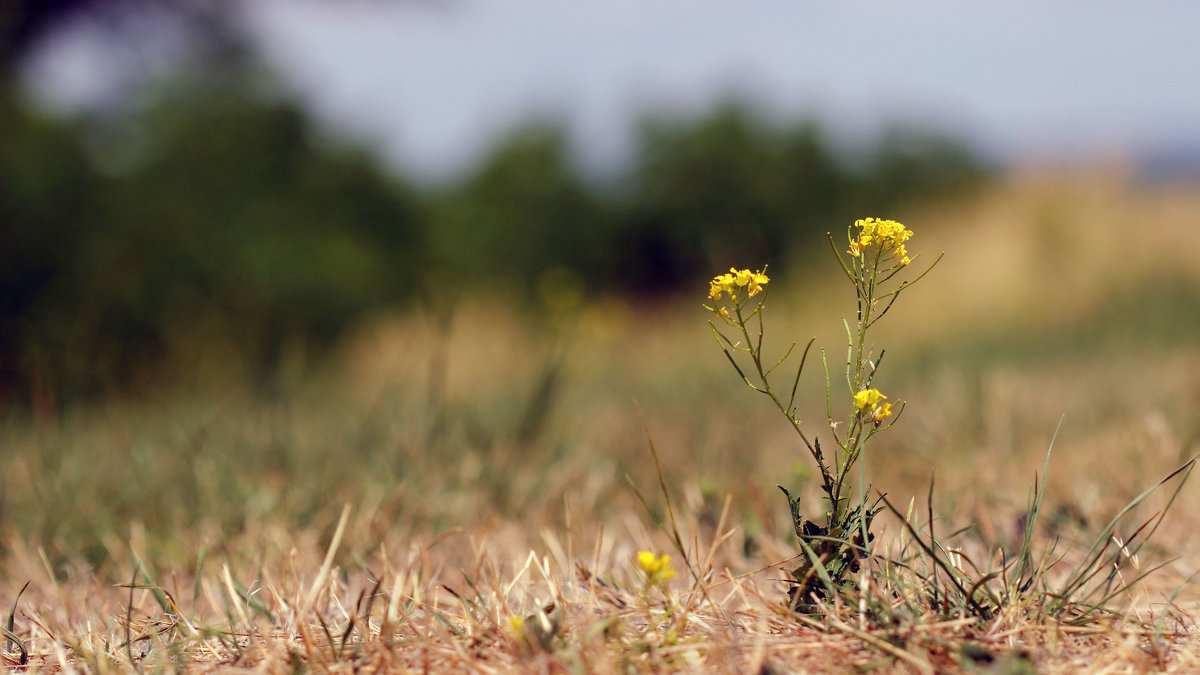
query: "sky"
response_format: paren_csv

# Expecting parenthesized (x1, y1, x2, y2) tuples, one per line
(22, 1, 1200, 181)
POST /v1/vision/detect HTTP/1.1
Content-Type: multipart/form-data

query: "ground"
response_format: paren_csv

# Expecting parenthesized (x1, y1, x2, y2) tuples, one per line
(2, 170, 1200, 672)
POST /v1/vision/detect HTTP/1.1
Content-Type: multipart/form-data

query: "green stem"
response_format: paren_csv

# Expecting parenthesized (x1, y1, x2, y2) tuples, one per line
(734, 300, 837, 504)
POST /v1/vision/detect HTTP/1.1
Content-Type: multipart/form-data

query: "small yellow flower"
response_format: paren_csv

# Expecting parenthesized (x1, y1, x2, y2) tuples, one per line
(738, 268, 769, 296)
(708, 272, 733, 301)
(508, 614, 525, 637)
(854, 388, 896, 426)
(636, 551, 676, 587)
(872, 401, 894, 424)
(707, 267, 769, 304)
(848, 218, 913, 261)
(853, 388, 886, 412)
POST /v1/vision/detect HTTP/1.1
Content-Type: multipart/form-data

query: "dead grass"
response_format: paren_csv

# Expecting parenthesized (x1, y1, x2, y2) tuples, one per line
(2, 169, 1200, 672)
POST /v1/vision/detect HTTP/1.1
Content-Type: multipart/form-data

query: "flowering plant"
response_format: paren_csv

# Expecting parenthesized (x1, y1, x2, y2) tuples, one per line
(705, 218, 940, 608)
(636, 551, 676, 591)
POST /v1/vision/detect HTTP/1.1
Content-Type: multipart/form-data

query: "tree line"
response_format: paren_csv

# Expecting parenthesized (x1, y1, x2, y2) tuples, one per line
(1, 70, 986, 406)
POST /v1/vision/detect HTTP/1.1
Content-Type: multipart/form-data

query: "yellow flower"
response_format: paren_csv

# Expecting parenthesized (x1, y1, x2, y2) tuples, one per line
(855, 217, 879, 243)
(747, 270, 769, 296)
(848, 218, 913, 261)
(636, 551, 676, 587)
(708, 272, 734, 301)
(707, 267, 769, 303)
(854, 388, 896, 426)
(872, 401, 894, 424)
(853, 388, 886, 412)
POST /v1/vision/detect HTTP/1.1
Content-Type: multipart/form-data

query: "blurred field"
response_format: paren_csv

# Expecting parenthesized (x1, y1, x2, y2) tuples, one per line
(3, 170, 1200, 671)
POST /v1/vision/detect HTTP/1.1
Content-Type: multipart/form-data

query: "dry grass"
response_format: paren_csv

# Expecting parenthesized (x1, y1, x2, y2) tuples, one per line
(3, 169, 1200, 672)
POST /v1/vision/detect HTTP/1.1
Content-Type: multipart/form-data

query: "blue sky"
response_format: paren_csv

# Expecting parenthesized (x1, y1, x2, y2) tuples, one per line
(24, 1, 1200, 181)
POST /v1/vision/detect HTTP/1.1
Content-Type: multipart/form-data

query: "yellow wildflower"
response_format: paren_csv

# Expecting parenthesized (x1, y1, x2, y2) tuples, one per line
(636, 551, 676, 587)
(746, 269, 769, 296)
(508, 614, 525, 637)
(707, 267, 769, 303)
(854, 388, 896, 426)
(848, 218, 913, 261)
(708, 272, 731, 301)
(853, 388, 886, 412)
(872, 401, 894, 424)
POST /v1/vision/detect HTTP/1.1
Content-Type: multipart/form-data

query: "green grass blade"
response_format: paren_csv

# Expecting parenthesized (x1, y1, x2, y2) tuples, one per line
(4, 581, 29, 665)
(1057, 454, 1197, 601)
(1013, 417, 1063, 590)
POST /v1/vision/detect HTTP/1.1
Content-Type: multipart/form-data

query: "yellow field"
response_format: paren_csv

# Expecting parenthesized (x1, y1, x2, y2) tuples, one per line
(2, 169, 1199, 672)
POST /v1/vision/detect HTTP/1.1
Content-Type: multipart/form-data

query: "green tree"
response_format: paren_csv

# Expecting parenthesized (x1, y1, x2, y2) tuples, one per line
(4, 76, 429, 401)
(428, 124, 608, 294)
(617, 105, 849, 291)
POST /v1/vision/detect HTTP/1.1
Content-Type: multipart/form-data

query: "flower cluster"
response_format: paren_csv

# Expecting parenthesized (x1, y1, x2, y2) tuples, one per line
(853, 387, 893, 425)
(708, 267, 770, 303)
(848, 217, 913, 266)
(707, 267, 770, 324)
(636, 551, 676, 588)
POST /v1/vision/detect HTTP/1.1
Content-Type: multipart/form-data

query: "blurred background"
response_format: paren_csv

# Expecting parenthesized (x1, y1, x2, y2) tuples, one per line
(7, 0, 1198, 407)
(2, 1, 1200, 561)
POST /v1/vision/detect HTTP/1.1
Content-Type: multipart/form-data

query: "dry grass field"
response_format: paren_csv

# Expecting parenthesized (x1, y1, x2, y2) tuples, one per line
(3, 169, 1200, 672)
